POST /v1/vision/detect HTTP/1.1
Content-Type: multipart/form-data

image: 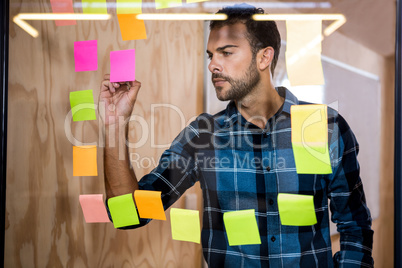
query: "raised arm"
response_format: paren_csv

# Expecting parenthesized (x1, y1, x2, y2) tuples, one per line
(99, 74, 142, 199)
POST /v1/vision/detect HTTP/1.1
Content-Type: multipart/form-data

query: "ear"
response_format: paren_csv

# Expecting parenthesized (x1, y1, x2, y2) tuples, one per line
(258, 47, 274, 71)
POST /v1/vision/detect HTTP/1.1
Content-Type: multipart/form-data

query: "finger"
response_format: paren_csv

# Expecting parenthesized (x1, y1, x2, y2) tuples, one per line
(126, 80, 142, 105)
(101, 79, 118, 93)
(103, 74, 110, 80)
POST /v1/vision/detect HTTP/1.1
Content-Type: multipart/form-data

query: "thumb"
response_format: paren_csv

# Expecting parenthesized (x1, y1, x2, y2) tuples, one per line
(127, 80, 142, 105)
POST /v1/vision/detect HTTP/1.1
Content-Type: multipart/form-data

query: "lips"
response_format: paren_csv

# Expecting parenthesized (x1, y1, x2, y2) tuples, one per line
(213, 79, 227, 85)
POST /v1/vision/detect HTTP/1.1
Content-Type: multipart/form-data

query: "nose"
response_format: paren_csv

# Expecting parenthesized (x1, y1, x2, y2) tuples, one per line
(208, 57, 222, 73)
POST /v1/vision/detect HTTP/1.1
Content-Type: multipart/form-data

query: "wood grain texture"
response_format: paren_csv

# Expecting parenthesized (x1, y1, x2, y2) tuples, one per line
(6, 0, 204, 267)
(5, 0, 394, 267)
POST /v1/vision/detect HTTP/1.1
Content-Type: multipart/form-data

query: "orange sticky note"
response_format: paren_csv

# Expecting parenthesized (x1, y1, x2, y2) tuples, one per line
(73, 145, 98, 176)
(117, 14, 147, 41)
(79, 194, 110, 223)
(134, 190, 166, 220)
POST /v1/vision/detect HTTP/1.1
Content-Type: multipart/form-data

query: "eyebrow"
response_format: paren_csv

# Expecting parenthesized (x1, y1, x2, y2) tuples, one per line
(206, 45, 239, 54)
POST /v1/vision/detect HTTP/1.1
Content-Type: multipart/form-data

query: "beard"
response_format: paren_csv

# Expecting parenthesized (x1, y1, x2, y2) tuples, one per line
(212, 57, 261, 102)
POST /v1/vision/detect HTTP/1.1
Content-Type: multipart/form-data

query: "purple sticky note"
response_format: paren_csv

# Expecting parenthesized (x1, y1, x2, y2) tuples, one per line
(110, 49, 135, 83)
(74, 40, 98, 72)
(79, 194, 110, 223)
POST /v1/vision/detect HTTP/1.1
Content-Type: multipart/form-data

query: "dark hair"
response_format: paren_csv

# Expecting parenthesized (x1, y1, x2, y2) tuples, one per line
(210, 3, 281, 76)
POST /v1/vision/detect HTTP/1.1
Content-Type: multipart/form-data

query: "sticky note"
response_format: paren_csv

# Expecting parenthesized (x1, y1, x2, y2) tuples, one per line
(110, 49, 135, 83)
(117, 0, 142, 14)
(286, 20, 324, 86)
(134, 190, 166, 220)
(79, 194, 110, 223)
(223, 209, 261, 246)
(277, 193, 317, 226)
(69, 90, 97, 121)
(74, 40, 98, 72)
(50, 0, 76, 26)
(108, 193, 140, 228)
(170, 208, 200, 243)
(291, 104, 332, 174)
(286, 20, 322, 53)
(117, 14, 147, 41)
(155, 0, 182, 9)
(81, 0, 107, 14)
(73, 145, 98, 176)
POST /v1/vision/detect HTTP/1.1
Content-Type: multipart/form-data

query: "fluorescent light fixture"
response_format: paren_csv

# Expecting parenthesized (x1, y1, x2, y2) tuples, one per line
(13, 13, 111, 38)
(136, 13, 227, 21)
(203, 2, 332, 9)
(253, 14, 346, 37)
(13, 16, 39, 38)
(17, 13, 111, 20)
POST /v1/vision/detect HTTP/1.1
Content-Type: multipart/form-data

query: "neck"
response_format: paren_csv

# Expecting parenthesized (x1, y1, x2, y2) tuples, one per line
(234, 81, 284, 129)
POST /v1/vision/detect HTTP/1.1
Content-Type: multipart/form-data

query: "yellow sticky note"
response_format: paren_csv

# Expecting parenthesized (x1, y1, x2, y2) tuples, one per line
(73, 145, 98, 176)
(117, 14, 147, 41)
(108, 193, 140, 228)
(81, 0, 107, 14)
(116, 0, 142, 14)
(277, 193, 317, 226)
(155, 0, 182, 9)
(223, 209, 261, 246)
(291, 105, 332, 174)
(286, 20, 322, 53)
(170, 208, 200, 243)
(134, 190, 166, 220)
(286, 20, 324, 86)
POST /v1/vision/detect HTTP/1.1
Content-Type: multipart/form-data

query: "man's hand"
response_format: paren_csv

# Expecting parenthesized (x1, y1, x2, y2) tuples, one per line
(99, 74, 141, 126)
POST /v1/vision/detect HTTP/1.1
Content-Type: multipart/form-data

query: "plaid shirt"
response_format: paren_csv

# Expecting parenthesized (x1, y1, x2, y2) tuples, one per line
(124, 87, 373, 267)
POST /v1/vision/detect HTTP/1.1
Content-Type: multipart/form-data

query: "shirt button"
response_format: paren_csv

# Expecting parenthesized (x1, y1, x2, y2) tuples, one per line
(269, 199, 274, 205)
(271, 236, 276, 242)
(266, 166, 271, 172)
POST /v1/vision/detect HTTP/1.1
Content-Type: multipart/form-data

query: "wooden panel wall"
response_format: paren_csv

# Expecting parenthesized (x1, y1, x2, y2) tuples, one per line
(5, 0, 395, 267)
(6, 0, 205, 267)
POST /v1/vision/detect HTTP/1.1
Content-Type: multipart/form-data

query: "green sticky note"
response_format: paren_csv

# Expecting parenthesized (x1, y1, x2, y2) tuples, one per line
(170, 208, 200, 243)
(69, 90, 96, 122)
(277, 193, 317, 226)
(291, 105, 332, 174)
(82, 0, 107, 14)
(155, 0, 182, 9)
(223, 209, 261, 246)
(108, 193, 140, 228)
(292, 143, 332, 174)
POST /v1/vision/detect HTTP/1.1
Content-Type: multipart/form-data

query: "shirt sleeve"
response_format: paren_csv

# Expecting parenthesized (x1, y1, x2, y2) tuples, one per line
(327, 113, 374, 268)
(106, 118, 201, 229)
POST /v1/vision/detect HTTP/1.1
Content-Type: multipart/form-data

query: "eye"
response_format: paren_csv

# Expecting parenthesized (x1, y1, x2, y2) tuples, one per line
(207, 54, 212, 60)
(223, 51, 232, 56)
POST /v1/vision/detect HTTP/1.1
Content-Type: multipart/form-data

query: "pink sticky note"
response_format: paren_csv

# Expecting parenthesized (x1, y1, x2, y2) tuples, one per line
(110, 49, 135, 83)
(79, 194, 110, 223)
(74, 40, 98, 72)
(50, 0, 76, 26)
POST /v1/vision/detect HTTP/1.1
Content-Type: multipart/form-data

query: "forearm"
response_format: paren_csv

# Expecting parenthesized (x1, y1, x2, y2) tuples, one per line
(104, 122, 139, 199)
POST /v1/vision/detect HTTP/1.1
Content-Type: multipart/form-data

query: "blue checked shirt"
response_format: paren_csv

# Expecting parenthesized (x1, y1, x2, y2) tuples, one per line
(121, 87, 373, 267)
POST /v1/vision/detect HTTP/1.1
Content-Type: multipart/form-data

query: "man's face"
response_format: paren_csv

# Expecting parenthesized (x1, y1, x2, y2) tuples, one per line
(207, 23, 261, 101)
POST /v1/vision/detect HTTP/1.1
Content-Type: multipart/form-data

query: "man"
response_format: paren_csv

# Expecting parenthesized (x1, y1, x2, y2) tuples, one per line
(99, 4, 373, 267)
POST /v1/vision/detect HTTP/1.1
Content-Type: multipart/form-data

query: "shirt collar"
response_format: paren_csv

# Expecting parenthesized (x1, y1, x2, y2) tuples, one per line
(223, 87, 300, 128)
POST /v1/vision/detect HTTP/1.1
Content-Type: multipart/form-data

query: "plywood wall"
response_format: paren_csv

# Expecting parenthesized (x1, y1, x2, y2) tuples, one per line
(5, 0, 395, 267)
(6, 0, 205, 267)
